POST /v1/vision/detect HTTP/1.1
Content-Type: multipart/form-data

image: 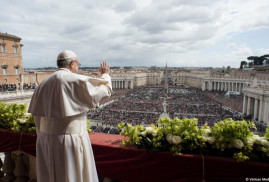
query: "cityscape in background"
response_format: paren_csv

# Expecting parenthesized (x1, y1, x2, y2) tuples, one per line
(1, 1, 269, 180)
(1, 32, 269, 134)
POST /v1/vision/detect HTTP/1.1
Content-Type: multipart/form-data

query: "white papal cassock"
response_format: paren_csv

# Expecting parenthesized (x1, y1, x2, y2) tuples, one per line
(28, 68, 112, 182)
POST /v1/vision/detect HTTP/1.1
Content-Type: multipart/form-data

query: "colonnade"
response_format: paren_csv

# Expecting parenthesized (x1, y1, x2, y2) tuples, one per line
(111, 80, 133, 89)
(203, 80, 245, 93)
(242, 90, 269, 124)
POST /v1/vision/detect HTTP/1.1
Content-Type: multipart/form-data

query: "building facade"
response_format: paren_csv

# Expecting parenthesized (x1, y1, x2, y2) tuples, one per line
(243, 83, 269, 125)
(110, 70, 163, 89)
(172, 71, 209, 88)
(0, 33, 23, 85)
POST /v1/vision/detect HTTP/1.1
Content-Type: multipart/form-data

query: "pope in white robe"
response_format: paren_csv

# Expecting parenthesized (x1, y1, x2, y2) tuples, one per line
(28, 50, 112, 182)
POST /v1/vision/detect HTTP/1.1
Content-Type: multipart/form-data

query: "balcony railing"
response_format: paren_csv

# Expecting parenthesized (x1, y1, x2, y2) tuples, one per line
(1, 129, 269, 182)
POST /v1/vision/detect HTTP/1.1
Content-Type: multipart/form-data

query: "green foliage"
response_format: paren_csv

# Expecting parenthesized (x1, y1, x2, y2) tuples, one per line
(0, 102, 35, 132)
(211, 119, 255, 150)
(118, 122, 145, 146)
(118, 117, 269, 162)
(0, 102, 93, 133)
(233, 152, 249, 162)
(158, 117, 205, 155)
(210, 118, 257, 161)
(87, 120, 92, 133)
(265, 125, 269, 140)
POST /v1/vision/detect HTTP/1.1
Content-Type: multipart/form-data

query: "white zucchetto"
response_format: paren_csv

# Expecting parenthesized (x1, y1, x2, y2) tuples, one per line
(57, 50, 77, 60)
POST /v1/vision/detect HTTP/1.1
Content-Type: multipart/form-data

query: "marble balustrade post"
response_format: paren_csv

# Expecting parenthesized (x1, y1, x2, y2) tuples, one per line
(0, 152, 15, 182)
(0, 157, 3, 178)
(27, 155, 37, 182)
(13, 152, 28, 182)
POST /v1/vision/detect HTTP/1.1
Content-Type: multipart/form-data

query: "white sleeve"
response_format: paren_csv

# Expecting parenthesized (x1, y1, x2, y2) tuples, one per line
(34, 116, 41, 134)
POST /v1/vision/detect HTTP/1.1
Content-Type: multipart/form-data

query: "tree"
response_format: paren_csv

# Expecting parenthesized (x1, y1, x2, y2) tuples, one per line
(247, 56, 267, 65)
(261, 54, 269, 65)
(240, 61, 248, 69)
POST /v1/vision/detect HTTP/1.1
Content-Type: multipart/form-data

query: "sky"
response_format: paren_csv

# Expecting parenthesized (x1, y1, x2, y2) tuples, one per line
(1, 0, 269, 68)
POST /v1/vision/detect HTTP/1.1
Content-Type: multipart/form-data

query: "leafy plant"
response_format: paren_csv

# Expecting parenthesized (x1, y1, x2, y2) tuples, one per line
(0, 102, 92, 133)
(210, 118, 256, 161)
(118, 117, 269, 162)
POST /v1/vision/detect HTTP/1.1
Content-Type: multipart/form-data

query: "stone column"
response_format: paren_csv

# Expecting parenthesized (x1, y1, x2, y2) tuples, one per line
(209, 81, 212, 90)
(202, 81, 206, 91)
(254, 98, 258, 120)
(263, 102, 268, 124)
(228, 82, 230, 91)
(130, 81, 133, 89)
(239, 83, 241, 93)
(259, 99, 263, 122)
(243, 95, 247, 114)
(247, 96, 251, 116)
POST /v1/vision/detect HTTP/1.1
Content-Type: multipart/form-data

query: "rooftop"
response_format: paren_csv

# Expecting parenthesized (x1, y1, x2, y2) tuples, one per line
(0, 32, 21, 41)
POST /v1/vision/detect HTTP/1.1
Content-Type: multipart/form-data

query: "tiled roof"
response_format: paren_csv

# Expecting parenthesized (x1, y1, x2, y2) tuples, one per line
(0, 32, 21, 40)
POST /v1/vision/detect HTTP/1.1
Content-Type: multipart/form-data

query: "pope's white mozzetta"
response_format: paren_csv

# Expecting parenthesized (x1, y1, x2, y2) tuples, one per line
(28, 50, 112, 182)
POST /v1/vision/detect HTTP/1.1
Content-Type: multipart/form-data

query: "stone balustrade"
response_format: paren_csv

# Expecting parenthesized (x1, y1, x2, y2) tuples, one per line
(0, 152, 36, 182)
(0, 152, 117, 182)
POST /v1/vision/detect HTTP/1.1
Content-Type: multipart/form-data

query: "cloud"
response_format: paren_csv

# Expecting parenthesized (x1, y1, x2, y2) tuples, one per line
(0, 0, 269, 68)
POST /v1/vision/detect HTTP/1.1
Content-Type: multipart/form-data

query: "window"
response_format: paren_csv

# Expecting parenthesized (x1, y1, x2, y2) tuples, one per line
(16, 78, 19, 82)
(1, 45, 5, 52)
(15, 68, 19, 74)
(25, 77, 28, 82)
(3, 68, 7, 75)
(33, 77, 36, 82)
(4, 79, 7, 83)
(14, 47, 18, 54)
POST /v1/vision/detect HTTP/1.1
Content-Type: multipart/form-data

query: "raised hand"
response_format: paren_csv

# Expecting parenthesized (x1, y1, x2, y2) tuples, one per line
(100, 61, 110, 74)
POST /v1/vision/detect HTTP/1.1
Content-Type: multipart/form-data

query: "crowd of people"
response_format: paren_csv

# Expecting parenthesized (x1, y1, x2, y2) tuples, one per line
(88, 86, 243, 130)
(0, 83, 36, 92)
(204, 90, 243, 112)
(167, 88, 237, 125)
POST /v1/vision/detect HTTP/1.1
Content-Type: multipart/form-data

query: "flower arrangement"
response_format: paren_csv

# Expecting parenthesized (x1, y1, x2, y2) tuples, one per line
(0, 102, 35, 132)
(118, 117, 269, 162)
(0, 102, 92, 133)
